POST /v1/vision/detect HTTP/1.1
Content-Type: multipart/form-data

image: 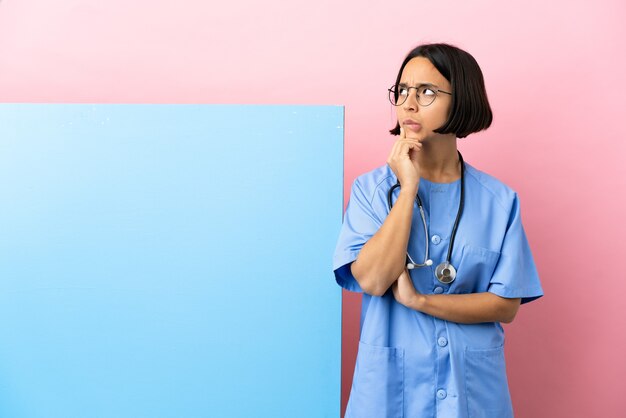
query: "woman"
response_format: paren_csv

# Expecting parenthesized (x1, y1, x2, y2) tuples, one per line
(332, 43, 543, 418)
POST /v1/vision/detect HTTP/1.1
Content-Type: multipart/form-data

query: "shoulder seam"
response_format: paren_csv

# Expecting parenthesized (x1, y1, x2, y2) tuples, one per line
(465, 167, 513, 212)
(368, 174, 395, 206)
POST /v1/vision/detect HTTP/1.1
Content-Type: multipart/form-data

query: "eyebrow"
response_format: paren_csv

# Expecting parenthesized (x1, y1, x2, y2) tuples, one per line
(398, 82, 439, 88)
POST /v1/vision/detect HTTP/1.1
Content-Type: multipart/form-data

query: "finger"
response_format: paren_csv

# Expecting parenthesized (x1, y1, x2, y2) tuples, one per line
(387, 139, 403, 165)
(399, 142, 421, 158)
(399, 142, 412, 159)
(408, 144, 421, 160)
(389, 138, 417, 164)
(397, 138, 422, 149)
(390, 143, 410, 166)
(400, 137, 422, 145)
(392, 127, 407, 158)
(406, 141, 423, 155)
(405, 141, 422, 152)
(388, 138, 421, 166)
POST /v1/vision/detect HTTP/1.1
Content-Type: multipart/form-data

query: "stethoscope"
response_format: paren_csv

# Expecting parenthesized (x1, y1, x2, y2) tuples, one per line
(387, 151, 465, 284)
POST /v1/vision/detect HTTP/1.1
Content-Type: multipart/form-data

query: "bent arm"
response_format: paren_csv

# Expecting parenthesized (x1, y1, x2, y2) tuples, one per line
(408, 292, 521, 324)
(350, 186, 417, 296)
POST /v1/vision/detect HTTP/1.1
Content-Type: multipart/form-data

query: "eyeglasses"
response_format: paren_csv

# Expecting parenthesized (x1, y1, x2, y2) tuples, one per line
(388, 84, 452, 107)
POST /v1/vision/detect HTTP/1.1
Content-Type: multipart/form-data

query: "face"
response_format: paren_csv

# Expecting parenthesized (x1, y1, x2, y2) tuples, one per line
(395, 56, 453, 142)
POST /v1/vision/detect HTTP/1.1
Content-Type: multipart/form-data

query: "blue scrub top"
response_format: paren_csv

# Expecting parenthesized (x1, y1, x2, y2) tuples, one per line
(333, 162, 543, 418)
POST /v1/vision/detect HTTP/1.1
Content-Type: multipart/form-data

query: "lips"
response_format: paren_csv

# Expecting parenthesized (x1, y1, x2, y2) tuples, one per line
(403, 119, 422, 131)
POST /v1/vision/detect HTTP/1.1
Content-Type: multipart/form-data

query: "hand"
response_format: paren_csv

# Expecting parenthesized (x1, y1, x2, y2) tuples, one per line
(387, 126, 421, 192)
(391, 268, 420, 308)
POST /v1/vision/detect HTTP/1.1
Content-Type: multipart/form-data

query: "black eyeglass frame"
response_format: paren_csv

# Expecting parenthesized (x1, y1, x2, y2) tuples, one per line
(388, 84, 452, 107)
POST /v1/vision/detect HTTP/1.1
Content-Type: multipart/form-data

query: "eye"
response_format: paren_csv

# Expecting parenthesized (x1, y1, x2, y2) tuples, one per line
(422, 88, 436, 96)
(398, 87, 409, 96)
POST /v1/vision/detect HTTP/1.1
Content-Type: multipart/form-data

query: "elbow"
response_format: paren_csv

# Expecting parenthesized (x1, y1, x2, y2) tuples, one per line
(364, 282, 388, 297)
(500, 312, 517, 324)
(351, 263, 389, 297)
(497, 298, 521, 324)
(351, 259, 399, 297)
(357, 275, 388, 297)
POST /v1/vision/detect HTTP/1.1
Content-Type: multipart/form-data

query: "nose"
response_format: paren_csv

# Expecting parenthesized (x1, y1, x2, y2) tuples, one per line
(402, 90, 419, 112)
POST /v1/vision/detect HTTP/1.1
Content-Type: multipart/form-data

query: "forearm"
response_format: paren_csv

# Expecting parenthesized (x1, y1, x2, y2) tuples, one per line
(408, 292, 521, 324)
(351, 187, 417, 296)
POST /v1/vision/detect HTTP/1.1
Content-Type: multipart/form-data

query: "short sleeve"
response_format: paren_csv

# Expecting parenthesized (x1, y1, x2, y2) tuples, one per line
(488, 194, 544, 304)
(332, 178, 384, 292)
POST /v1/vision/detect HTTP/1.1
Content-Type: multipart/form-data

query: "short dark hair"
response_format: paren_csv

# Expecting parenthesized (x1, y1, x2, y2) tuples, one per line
(389, 43, 493, 139)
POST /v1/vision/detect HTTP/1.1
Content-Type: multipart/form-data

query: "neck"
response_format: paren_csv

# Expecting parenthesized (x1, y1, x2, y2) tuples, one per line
(417, 134, 461, 183)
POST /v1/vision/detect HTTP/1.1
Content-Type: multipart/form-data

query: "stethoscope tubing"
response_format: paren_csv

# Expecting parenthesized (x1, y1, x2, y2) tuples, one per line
(387, 151, 465, 280)
(446, 152, 465, 263)
(387, 182, 432, 268)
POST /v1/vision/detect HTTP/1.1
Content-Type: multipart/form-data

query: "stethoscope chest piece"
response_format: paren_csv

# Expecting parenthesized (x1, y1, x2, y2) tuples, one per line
(435, 261, 457, 284)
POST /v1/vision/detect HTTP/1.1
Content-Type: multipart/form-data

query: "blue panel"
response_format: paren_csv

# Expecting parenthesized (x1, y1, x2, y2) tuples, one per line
(0, 104, 343, 418)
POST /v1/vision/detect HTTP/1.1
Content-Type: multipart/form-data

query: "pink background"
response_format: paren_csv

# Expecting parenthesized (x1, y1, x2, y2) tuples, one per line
(1, 1, 625, 417)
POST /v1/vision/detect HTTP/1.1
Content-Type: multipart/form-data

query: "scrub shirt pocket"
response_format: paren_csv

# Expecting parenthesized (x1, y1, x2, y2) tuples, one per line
(454, 245, 501, 293)
(346, 341, 404, 418)
(464, 345, 514, 418)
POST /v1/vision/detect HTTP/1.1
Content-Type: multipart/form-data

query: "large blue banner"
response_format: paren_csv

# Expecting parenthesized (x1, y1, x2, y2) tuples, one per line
(0, 104, 343, 418)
